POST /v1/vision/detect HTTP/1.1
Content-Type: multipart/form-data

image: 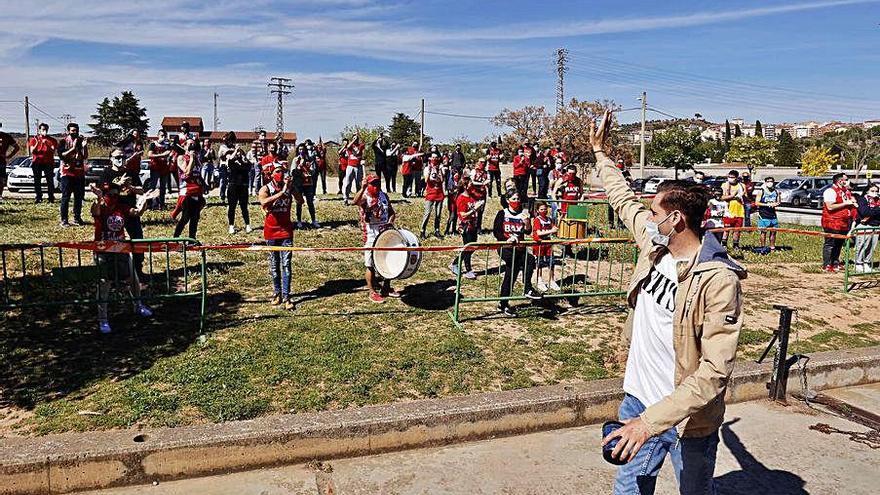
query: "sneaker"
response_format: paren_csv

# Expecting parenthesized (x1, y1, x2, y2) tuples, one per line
(228, 225, 236, 234)
(59, 221, 70, 228)
(536, 280, 549, 293)
(369, 291, 385, 304)
(497, 304, 516, 317)
(136, 304, 153, 318)
(245, 225, 253, 234)
(832, 263, 843, 273)
(312, 221, 321, 228)
(71, 219, 84, 226)
(434, 230, 442, 238)
(384, 289, 401, 298)
(99, 320, 112, 334)
(284, 300, 295, 310)
(822, 265, 835, 273)
(449, 263, 460, 275)
(855, 264, 865, 273)
(270, 294, 282, 306)
(464, 271, 477, 280)
(296, 222, 304, 229)
(549, 280, 561, 291)
(524, 289, 542, 300)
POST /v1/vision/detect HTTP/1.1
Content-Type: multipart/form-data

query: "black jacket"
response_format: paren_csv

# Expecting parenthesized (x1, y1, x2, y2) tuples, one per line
(856, 195, 880, 227)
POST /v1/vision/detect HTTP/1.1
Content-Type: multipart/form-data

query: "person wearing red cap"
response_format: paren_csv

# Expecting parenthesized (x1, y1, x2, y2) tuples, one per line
(259, 163, 304, 309)
(353, 173, 399, 303)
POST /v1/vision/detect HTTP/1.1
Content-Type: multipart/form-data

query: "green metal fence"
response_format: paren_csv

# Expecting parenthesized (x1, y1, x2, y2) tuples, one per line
(450, 237, 637, 324)
(0, 237, 207, 331)
(844, 226, 880, 292)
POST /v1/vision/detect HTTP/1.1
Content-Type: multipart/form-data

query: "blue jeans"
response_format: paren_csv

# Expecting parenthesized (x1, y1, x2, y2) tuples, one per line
(613, 394, 719, 495)
(267, 238, 292, 300)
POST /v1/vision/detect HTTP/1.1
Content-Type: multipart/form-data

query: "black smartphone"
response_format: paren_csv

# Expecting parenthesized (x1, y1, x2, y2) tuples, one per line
(602, 420, 628, 466)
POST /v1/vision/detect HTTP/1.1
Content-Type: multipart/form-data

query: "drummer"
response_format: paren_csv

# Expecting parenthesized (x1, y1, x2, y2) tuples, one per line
(353, 173, 400, 304)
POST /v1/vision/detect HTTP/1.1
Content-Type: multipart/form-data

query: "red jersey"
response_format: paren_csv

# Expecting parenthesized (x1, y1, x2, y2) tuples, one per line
(487, 148, 502, 172)
(513, 155, 530, 177)
(401, 147, 421, 175)
(346, 143, 364, 168)
(29, 135, 57, 166)
(559, 177, 583, 214)
(456, 193, 478, 233)
(316, 147, 326, 171)
(424, 162, 445, 201)
(59, 135, 87, 178)
(470, 168, 488, 199)
(338, 148, 348, 172)
(93, 204, 133, 241)
(549, 148, 567, 163)
(149, 140, 171, 174)
(532, 215, 554, 256)
(263, 182, 294, 240)
(178, 155, 204, 197)
(297, 158, 314, 187)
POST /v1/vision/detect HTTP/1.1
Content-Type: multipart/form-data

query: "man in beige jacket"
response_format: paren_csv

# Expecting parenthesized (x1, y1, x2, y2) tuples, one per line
(592, 111, 746, 495)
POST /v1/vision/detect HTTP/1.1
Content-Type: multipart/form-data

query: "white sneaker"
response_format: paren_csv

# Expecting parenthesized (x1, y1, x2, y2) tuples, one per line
(137, 304, 153, 317)
(549, 280, 561, 291)
(228, 225, 236, 234)
(537, 280, 549, 292)
(312, 220, 321, 228)
(99, 320, 112, 334)
(449, 263, 460, 275)
(856, 264, 866, 273)
(245, 225, 253, 234)
(464, 271, 477, 280)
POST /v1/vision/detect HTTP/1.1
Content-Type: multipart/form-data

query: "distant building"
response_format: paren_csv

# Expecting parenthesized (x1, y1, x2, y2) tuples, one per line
(863, 120, 880, 130)
(762, 124, 776, 140)
(730, 117, 744, 127)
(158, 116, 297, 145)
(630, 130, 653, 144)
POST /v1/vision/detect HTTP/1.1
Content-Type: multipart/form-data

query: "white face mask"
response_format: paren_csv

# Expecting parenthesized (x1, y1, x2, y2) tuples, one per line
(727, 178, 737, 185)
(867, 190, 879, 198)
(644, 212, 677, 247)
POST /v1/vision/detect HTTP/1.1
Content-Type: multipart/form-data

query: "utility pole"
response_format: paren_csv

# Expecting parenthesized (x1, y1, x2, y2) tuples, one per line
(212, 92, 220, 132)
(419, 98, 425, 149)
(268, 77, 293, 139)
(639, 91, 647, 178)
(555, 48, 568, 114)
(60, 113, 75, 125)
(24, 96, 30, 151)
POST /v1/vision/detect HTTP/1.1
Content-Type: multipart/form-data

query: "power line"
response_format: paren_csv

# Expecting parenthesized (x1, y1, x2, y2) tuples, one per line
(647, 107, 682, 120)
(27, 100, 65, 126)
(555, 48, 569, 114)
(424, 110, 494, 120)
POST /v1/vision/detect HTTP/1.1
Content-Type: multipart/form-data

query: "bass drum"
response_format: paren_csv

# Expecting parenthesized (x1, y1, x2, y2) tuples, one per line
(373, 228, 422, 280)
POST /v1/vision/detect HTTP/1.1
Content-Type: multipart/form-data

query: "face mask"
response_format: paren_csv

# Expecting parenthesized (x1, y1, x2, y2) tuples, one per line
(565, 172, 575, 181)
(467, 187, 479, 197)
(765, 182, 775, 190)
(555, 162, 564, 171)
(367, 184, 379, 196)
(644, 212, 677, 247)
(840, 180, 850, 188)
(39, 129, 48, 136)
(728, 178, 737, 184)
(867, 191, 879, 198)
(538, 209, 548, 218)
(111, 156, 124, 168)
(272, 172, 284, 183)
(508, 200, 521, 211)
(694, 177, 703, 184)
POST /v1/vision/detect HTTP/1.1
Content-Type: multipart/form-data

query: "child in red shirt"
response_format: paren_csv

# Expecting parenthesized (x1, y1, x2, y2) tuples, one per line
(532, 202, 559, 292)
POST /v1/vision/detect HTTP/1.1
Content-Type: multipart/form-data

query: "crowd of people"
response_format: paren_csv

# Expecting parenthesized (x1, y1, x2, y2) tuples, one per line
(1, 119, 879, 327)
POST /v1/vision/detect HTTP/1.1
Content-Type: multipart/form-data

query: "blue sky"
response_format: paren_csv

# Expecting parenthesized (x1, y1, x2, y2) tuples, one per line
(0, 0, 878, 141)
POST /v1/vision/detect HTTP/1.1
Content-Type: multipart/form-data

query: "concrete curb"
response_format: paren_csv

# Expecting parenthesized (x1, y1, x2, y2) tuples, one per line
(2, 346, 879, 494)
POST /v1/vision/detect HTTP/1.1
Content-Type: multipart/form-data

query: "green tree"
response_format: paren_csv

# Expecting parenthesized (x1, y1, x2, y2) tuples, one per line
(754, 120, 763, 138)
(800, 145, 836, 176)
(339, 124, 385, 170)
(775, 130, 800, 168)
(725, 135, 776, 174)
(734, 124, 743, 138)
(89, 91, 149, 146)
(388, 113, 429, 149)
(646, 125, 703, 178)
(724, 120, 732, 150)
(694, 138, 726, 164)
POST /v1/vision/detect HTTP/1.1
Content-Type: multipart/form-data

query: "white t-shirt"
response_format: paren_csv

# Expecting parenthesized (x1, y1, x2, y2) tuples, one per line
(823, 187, 837, 205)
(623, 254, 680, 408)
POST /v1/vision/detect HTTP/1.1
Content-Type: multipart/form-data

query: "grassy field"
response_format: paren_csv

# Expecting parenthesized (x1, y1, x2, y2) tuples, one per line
(0, 192, 878, 436)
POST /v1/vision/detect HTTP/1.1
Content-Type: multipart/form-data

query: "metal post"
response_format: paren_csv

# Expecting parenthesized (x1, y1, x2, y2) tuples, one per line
(639, 91, 646, 179)
(419, 98, 425, 150)
(769, 304, 795, 401)
(24, 96, 30, 152)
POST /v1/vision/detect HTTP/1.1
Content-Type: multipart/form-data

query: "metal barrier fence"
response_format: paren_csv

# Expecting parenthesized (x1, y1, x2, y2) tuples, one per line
(450, 237, 637, 324)
(844, 226, 880, 292)
(0, 237, 207, 331)
(539, 198, 629, 239)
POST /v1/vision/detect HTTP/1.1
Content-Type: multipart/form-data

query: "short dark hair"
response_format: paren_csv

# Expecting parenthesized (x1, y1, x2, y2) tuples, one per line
(67, 122, 79, 131)
(764, 176, 775, 182)
(694, 171, 705, 177)
(832, 172, 846, 182)
(728, 170, 739, 178)
(38, 123, 49, 130)
(656, 180, 711, 233)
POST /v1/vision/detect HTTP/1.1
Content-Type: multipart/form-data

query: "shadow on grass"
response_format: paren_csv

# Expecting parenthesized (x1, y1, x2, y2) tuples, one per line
(0, 262, 246, 412)
(401, 279, 456, 310)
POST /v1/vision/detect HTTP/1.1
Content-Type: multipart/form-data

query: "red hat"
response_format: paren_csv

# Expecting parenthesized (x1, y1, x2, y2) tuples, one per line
(366, 173, 380, 184)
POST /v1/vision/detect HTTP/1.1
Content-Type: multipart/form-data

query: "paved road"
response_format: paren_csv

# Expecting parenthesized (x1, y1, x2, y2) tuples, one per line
(84, 387, 880, 495)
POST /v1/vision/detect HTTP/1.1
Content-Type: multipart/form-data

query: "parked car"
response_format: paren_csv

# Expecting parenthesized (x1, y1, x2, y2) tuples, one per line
(7, 158, 61, 193)
(808, 184, 833, 210)
(642, 177, 670, 194)
(6, 156, 29, 173)
(84, 158, 112, 186)
(629, 176, 656, 193)
(776, 176, 833, 207)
